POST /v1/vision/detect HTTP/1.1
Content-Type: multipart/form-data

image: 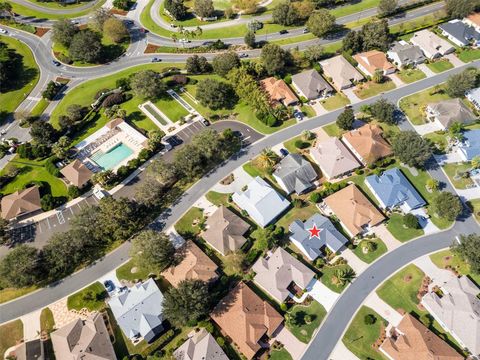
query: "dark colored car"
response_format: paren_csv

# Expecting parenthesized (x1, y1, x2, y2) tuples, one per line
(103, 280, 115, 292)
(201, 118, 210, 126)
(52, 60, 61, 66)
(280, 148, 289, 157)
(279, 30, 288, 35)
(165, 135, 183, 147)
(151, 57, 161, 62)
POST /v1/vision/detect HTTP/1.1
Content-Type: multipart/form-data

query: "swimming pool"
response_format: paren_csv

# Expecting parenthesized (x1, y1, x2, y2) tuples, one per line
(90, 143, 134, 170)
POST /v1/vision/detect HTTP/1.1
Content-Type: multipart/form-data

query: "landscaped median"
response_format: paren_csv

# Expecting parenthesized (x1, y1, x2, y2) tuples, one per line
(10, 0, 107, 20)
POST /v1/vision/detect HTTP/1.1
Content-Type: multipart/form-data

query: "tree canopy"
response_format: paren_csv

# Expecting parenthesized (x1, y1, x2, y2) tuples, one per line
(212, 52, 240, 77)
(369, 98, 396, 124)
(392, 131, 432, 168)
(69, 30, 103, 63)
(451, 234, 480, 275)
(103, 17, 128, 43)
(342, 19, 391, 53)
(445, 0, 478, 18)
(446, 68, 479, 98)
(52, 19, 78, 47)
(307, 10, 336, 38)
(378, 0, 398, 16)
(194, 0, 215, 18)
(336, 107, 355, 130)
(196, 78, 237, 110)
(130, 230, 176, 272)
(431, 192, 463, 221)
(272, 1, 300, 26)
(260, 43, 290, 75)
(165, 0, 188, 20)
(186, 55, 211, 74)
(130, 70, 167, 99)
(0, 245, 42, 287)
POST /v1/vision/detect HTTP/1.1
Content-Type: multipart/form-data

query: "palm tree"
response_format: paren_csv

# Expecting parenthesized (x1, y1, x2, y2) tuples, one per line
(333, 268, 356, 287)
(171, 33, 178, 43)
(255, 148, 279, 169)
(195, 26, 202, 37)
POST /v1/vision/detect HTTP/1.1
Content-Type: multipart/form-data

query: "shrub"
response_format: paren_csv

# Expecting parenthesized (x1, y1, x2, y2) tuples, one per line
(68, 185, 80, 200)
(45, 157, 60, 177)
(403, 213, 420, 229)
(292, 198, 303, 208)
(216, 337, 225, 347)
(294, 140, 307, 149)
(280, 303, 287, 311)
(116, 77, 131, 90)
(116, 165, 132, 178)
(310, 192, 321, 203)
(364, 314, 376, 325)
(102, 93, 124, 108)
(265, 114, 277, 127)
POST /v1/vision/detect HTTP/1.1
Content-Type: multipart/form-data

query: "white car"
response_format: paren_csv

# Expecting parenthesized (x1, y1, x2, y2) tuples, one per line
(179, 38, 190, 43)
(0, 28, 8, 34)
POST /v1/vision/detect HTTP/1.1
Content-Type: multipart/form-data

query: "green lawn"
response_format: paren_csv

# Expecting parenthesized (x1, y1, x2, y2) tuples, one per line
(30, 98, 49, 118)
(0, 320, 24, 359)
(153, 96, 189, 122)
(175, 207, 205, 238)
(286, 300, 327, 343)
(354, 80, 396, 100)
(399, 85, 451, 125)
(330, 0, 380, 17)
(0, 157, 68, 197)
(430, 249, 480, 286)
(320, 264, 355, 293)
(0, 35, 40, 122)
(283, 134, 315, 154)
(457, 48, 480, 62)
(424, 131, 448, 153)
(11, 0, 106, 19)
(426, 59, 454, 73)
(320, 93, 350, 111)
(386, 213, 424, 242)
(242, 161, 264, 178)
(40, 307, 55, 333)
(0, 286, 37, 304)
(67, 282, 107, 312)
(26, 0, 88, 9)
(396, 68, 426, 84)
(376, 264, 425, 314)
(205, 191, 231, 207)
(342, 306, 387, 360)
(442, 162, 474, 189)
(352, 238, 388, 264)
(275, 202, 318, 230)
(322, 123, 344, 137)
(116, 259, 152, 282)
(270, 348, 293, 360)
(467, 198, 480, 223)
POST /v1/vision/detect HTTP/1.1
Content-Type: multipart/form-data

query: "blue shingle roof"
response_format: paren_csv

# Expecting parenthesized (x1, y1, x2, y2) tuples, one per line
(365, 168, 426, 210)
(459, 129, 480, 161)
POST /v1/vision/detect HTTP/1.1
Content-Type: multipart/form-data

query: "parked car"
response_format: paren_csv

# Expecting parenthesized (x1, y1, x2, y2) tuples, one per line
(70, 20, 79, 24)
(0, 28, 8, 34)
(93, 188, 108, 200)
(279, 30, 288, 35)
(164, 135, 183, 147)
(52, 60, 61, 66)
(104, 280, 115, 292)
(130, 2, 137, 10)
(302, 28, 309, 33)
(239, 53, 249, 58)
(280, 148, 289, 157)
(151, 57, 161, 62)
(179, 38, 190, 43)
(293, 110, 303, 121)
(124, 20, 134, 25)
(200, 118, 210, 126)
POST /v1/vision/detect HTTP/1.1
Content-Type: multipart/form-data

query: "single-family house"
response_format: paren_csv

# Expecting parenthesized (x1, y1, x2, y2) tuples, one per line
(291, 69, 333, 100)
(421, 276, 480, 356)
(365, 168, 426, 212)
(324, 184, 385, 237)
(426, 98, 476, 130)
(173, 328, 229, 360)
(211, 282, 284, 359)
(51, 312, 117, 360)
(353, 50, 396, 77)
(8, 339, 44, 360)
(272, 153, 317, 195)
(162, 241, 218, 287)
(289, 213, 349, 260)
(379, 313, 463, 360)
(1, 186, 41, 220)
(310, 137, 361, 179)
(202, 205, 249, 256)
(464, 12, 480, 32)
(319, 55, 364, 90)
(260, 77, 298, 106)
(439, 19, 480, 47)
(252, 247, 315, 303)
(387, 41, 426, 67)
(108, 278, 164, 343)
(232, 176, 290, 227)
(342, 124, 393, 165)
(410, 30, 455, 59)
(466, 87, 480, 110)
(458, 129, 480, 161)
(61, 159, 94, 188)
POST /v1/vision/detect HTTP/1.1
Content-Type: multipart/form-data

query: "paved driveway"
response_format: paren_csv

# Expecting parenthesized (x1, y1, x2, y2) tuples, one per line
(306, 280, 340, 311)
(272, 325, 307, 360)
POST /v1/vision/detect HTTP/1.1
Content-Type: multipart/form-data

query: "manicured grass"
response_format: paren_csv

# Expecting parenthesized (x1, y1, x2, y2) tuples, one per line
(330, 0, 379, 18)
(283, 134, 314, 154)
(322, 123, 343, 137)
(205, 191, 231, 207)
(320, 93, 350, 111)
(270, 348, 293, 360)
(286, 300, 326, 343)
(175, 207, 205, 237)
(26, 0, 87, 9)
(353, 238, 388, 264)
(116, 259, 152, 282)
(276, 202, 319, 230)
(396, 68, 426, 84)
(301, 104, 316, 118)
(0, 156, 68, 197)
(320, 264, 355, 293)
(430, 249, 480, 286)
(457, 48, 480, 62)
(376, 264, 425, 314)
(0, 35, 39, 122)
(242, 161, 263, 178)
(424, 131, 448, 153)
(442, 162, 474, 189)
(30, 98, 49, 117)
(271, 33, 315, 45)
(426, 59, 454, 74)
(0, 320, 24, 359)
(0, 286, 37, 304)
(154, 96, 189, 122)
(40, 307, 55, 333)
(67, 281, 107, 312)
(342, 306, 387, 360)
(386, 213, 424, 242)
(235, 102, 297, 135)
(354, 80, 396, 100)
(11, 0, 106, 19)
(399, 85, 451, 126)
(467, 198, 480, 223)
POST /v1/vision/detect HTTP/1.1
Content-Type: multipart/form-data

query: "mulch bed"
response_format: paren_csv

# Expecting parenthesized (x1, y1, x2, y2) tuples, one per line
(35, 27, 49, 37)
(145, 43, 160, 53)
(110, 8, 128, 15)
(56, 77, 70, 84)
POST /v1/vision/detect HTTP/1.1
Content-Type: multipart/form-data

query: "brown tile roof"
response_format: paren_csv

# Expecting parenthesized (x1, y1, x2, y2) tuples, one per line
(324, 184, 385, 236)
(342, 124, 393, 165)
(353, 50, 395, 75)
(380, 314, 463, 360)
(106, 117, 125, 129)
(162, 241, 218, 287)
(202, 206, 250, 256)
(466, 12, 480, 27)
(260, 77, 298, 106)
(211, 282, 283, 359)
(1, 186, 41, 220)
(60, 159, 93, 188)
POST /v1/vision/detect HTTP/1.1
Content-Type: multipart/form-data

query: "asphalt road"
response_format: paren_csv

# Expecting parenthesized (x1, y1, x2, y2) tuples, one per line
(0, 60, 478, 324)
(10, 0, 103, 15)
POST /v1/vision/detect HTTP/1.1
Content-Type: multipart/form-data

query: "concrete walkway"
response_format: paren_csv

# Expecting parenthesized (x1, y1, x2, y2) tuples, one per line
(413, 254, 457, 290)
(373, 224, 401, 251)
(273, 325, 307, 360)
(411, 121, 443, 136)
(445, 53, 464, 67)
(364, 292, 402, 327)
(20, 310, 41, 341)
(211, 166, 253, 194)
(418, 63, 436, 77)
(387, 73, 405, 88)
(329, 340, 361, 360)
(343, 88, 362, 104)
(193, 196, 217, 216)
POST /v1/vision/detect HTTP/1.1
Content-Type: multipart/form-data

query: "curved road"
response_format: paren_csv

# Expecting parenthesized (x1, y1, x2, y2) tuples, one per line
(0, 59, 478, 325)
(10, 0, 104, 15)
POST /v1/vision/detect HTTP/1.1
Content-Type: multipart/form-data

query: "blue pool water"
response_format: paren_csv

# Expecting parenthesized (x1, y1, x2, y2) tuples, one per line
(90, 143, 134, 170)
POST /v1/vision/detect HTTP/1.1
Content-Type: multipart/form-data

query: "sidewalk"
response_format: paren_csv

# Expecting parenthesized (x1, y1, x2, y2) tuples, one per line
(330, 341, 361, 360)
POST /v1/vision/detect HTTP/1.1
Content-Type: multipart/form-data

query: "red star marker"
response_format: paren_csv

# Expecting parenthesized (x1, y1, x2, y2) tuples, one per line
(307, 224, 321, 238)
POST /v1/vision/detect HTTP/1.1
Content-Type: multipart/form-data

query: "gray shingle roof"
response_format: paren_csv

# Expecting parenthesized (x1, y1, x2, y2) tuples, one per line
(273, 154, 317, 194)
(428, 98, 476, 128)
(289, 213, 349, 260)
(388, 41, 426, 64)
(291, 69, 333, 100)
(439, 20, 480, 46)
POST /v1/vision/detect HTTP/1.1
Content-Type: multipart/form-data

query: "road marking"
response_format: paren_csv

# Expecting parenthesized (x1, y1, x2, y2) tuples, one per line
(69, 207, 74, 215)
(56, 211, 65, 225)
(46, 217, 51, 229)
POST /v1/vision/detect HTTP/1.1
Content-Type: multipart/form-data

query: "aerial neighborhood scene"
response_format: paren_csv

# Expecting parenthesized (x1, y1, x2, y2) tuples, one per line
(2, 0, 480, 358)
